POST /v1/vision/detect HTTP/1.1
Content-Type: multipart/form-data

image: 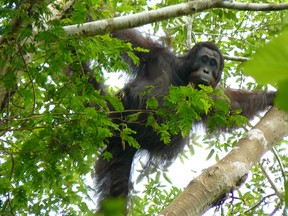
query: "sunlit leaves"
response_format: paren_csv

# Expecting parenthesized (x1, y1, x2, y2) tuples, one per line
(1, 0, 288, 215)
(0, 3, 123, 213)
(285, 182, 288, 209)
(244, 31, 288, 84)
(101, 198, 126, 216)
(120, 124, 140, 149)
(147, 97, 159, 109)
(276, 80, 288, 111)
(244, 30, 288, 111)
(70, 1, 89, 24)
(106, 94, 124, 111)
(166, 85, 212, 135)
(144, 85, 241, 144)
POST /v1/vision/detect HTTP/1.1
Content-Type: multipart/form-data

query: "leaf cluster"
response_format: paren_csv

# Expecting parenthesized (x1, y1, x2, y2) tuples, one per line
(1, 0, 288, 215)
(144, 85, 246, 144)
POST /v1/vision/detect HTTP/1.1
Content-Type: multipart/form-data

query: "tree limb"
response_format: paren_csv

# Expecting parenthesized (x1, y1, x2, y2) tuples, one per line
(159, 107, 288, 216)
(259, 163, 283, 199)
(63, 1, 288, 37)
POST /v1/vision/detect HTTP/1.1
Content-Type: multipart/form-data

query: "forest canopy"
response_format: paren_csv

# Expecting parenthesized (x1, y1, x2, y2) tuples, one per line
(0, 0, 288, 215)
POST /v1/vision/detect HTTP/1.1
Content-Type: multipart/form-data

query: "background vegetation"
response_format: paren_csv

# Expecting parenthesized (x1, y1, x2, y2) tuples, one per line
(0, 0, 288, 215)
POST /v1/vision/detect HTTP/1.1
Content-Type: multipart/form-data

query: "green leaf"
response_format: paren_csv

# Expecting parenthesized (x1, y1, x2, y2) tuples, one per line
(146, 97, 159, 109)
(120, 125, 139, 149)
(106, 95, 124, 111)
(244, 30, 288, 84)
(275, 80, 288, 111)
(206, 149, 215, 160)
(285, 181, 288, 208)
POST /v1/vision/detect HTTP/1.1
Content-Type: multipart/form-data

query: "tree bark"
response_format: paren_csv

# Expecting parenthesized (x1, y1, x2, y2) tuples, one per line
(62, 1, 288, 37)
(159, 107, 288, 216)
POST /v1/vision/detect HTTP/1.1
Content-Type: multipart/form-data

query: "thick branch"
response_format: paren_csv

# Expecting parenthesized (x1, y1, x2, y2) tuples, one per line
(63, 1, 288, 37)
(159, 107, 288, 216)
(63, 0, 221, 36)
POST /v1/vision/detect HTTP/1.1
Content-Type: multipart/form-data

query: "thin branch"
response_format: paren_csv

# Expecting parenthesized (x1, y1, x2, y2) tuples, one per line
(63, 1, 288, 37)
(271, 147, 286, 182)
(186, 15, 195, 49)
(218, 1, 288, 11)
(259, 162, 283, 199)
(244, 193, 276, 214)
(223, 55, 250, 62)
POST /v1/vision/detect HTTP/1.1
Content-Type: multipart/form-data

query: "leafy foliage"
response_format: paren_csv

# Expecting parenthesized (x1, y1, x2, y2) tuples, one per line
(244, 30, 288, 111)
(145, 85, 246, 145)
(0, 0, 287, 215)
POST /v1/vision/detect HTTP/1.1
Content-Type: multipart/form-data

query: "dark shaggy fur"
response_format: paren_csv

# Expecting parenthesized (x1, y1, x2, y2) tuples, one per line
(93, 29, 275, 213)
